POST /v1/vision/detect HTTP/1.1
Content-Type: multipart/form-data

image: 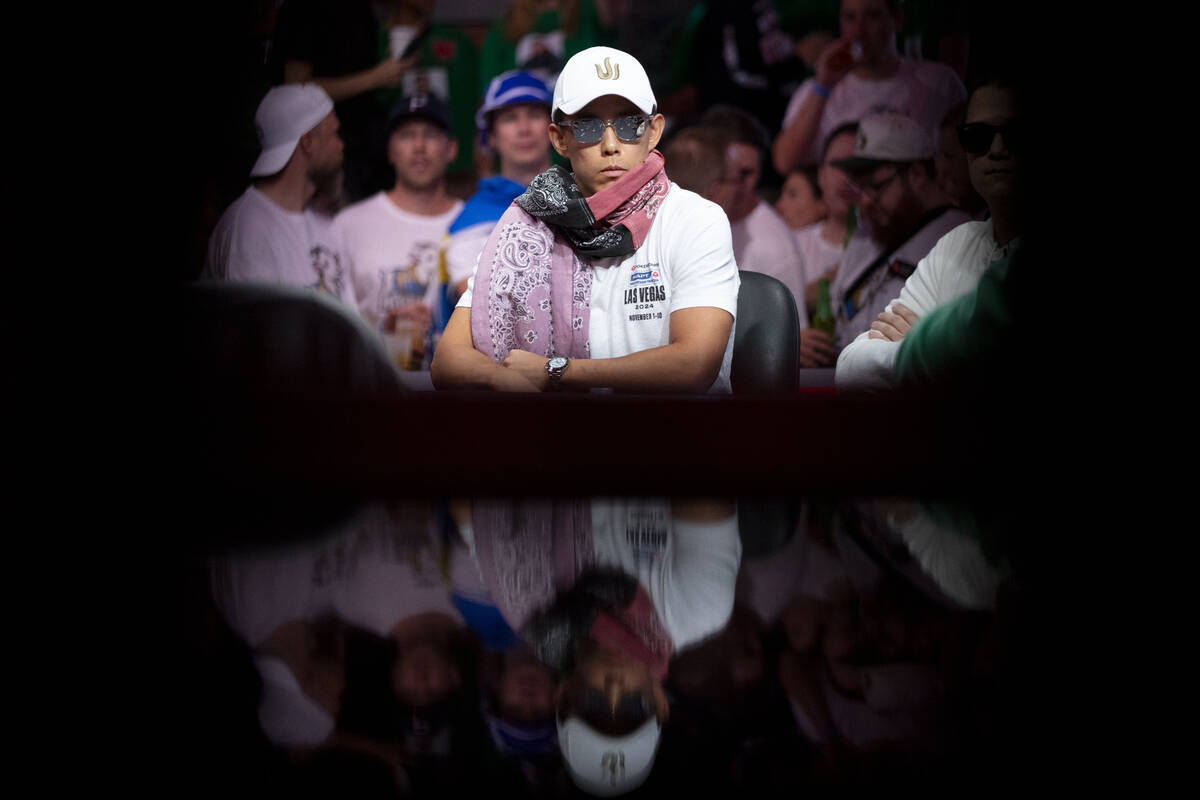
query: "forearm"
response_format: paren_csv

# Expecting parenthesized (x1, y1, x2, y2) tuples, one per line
(284, 60, 381, 103)
(773, 93, 826, 173)
(562, 342, 723, 394)
(430, 339, 511, 390)
(833, 332, 899, 393)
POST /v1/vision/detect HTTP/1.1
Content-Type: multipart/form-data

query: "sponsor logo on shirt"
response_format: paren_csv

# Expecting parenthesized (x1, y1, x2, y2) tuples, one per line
(624, 263, 666, 320)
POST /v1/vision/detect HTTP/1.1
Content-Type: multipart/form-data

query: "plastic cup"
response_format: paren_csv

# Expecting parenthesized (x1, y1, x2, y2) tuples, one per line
(389, 26, 417, 59)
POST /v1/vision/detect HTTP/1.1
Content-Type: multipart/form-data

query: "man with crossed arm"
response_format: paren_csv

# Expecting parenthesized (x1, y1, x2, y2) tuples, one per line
(432, 47, 739, 394)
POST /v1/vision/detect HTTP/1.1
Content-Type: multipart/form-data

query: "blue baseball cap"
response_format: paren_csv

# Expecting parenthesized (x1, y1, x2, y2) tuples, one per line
(475, 70, 553, 133)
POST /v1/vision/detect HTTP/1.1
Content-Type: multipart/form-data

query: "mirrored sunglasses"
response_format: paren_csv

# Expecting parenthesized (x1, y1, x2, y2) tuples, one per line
(561, 114, 648, 144)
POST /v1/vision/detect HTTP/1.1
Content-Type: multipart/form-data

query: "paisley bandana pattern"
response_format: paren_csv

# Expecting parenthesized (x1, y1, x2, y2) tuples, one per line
(470, 151, 670, 363)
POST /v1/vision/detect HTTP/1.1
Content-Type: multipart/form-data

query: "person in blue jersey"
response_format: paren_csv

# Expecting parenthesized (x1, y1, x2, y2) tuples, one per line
(443, 71, 553, 305)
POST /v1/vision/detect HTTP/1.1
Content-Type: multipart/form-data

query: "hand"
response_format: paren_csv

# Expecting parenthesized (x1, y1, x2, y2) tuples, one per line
(372, 54, 416, 90)
(814, 37, 859, 89)
(383, 303, 432, 333)
(795, 31, 835, 69)
(868, 302, 919, 342)
(498, 349, 548, 391)
(799, 328, 837, 368)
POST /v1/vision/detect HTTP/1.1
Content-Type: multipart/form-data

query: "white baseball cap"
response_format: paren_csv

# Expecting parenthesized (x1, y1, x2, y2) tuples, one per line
(552, 46, 657, 118)
(557, 715, 661, 796)
(832, 111, 936, 174)
(251, 84, 335, 177)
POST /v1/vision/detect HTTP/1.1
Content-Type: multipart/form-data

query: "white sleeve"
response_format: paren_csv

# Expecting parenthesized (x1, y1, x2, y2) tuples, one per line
(666, 199, 740, 318)
(834, 230, 958, 393)
(445, 222, 494, 285)
(455, 251, 480, 309)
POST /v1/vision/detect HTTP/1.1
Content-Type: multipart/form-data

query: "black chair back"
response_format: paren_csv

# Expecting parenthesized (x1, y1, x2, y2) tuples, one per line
(731, 270, 801, 394)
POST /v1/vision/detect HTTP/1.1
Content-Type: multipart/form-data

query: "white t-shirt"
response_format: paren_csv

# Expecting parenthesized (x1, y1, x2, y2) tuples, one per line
(835, 219, 1021, 393)
(444, 220, 493, 288)
(731, 199, 809, 327)
(783, 58, 966, 165)
(334, 191, 464, 328)
(203, 186, 355, 307)
(459, 185, 741, 393)
(792, 222, 845, 294)
(589, 498, 742, 652)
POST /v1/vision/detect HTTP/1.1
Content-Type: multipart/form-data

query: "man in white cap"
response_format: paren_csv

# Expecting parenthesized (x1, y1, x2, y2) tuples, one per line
(203, 83, 355, 307)
(431, 46, 740, 394)
(827, 111, 969, 351)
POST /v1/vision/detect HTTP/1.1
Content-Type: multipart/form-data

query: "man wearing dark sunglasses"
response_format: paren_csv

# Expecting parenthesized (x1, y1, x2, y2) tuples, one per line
(835, 78, 1023, 393)
(433, 47, 739, 394)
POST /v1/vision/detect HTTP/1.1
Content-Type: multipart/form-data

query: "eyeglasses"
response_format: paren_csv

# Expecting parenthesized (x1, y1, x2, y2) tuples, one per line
(956, 120, 1021, 155)
(558, 114, 648, 144)
(847, 168, 903, 201)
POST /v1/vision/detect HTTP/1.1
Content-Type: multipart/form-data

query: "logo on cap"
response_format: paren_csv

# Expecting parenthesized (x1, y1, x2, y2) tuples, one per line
(601, 752, 625, 787)
(595, 57, 620, 80)
(410, 94, 428, 110)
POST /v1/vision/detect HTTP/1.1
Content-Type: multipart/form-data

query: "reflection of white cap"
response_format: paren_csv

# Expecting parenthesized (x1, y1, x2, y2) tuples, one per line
(557, 715, 661, 796)
(250, 84, 334, 177)
(552, 46, 657, 118)
(254, 654, 335, 748)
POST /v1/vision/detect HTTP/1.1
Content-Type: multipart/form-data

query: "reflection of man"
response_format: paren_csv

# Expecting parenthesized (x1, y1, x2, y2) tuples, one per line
(445, 71, 554, 301)
(203, 84, 354, 306)
(827, 111, 970, 351)
(836, 79, 1022, 392)
(334, 93, 463, 356)
(465, 496, 742, 795)
(433, 46, 739, 394)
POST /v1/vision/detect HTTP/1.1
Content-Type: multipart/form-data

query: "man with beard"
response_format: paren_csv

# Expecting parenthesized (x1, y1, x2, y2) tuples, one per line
(334, 93, 463, 364)
(204, 84, 354, 306)
(835, 78, 1023, 392)
(827, 111, 970, 352)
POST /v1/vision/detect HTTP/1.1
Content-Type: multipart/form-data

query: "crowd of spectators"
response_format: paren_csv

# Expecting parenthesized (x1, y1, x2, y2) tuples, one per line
(179, 0, 1043, 794)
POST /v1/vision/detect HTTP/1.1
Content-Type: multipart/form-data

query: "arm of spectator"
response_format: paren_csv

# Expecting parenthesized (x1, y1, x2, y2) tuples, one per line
(429, 307, 540, 391)
(501, 306, 734, 393)
(868, 302, 919, 341)
(445, 225, 492, 299)
(772, 38, 858, 173)
(834, 238, 951, 392)
(284, 55, 416, 102)
(799, 328, 836, 368)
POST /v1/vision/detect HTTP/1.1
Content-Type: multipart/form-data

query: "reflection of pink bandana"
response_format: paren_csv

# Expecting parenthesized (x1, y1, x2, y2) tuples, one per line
(590, 585, 674, 680)
(470, 151, 671, 362)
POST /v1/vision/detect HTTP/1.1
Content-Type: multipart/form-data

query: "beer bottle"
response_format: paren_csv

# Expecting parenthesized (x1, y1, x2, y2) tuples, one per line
(813, 278, 836, 337)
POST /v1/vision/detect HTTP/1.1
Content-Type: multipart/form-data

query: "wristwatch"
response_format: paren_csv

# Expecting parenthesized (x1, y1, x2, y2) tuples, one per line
(545, 355, 569, 388)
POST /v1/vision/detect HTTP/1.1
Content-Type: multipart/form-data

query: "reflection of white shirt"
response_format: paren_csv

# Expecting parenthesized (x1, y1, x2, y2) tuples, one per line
(589, 498, 742, 651)
(783, 58, 966, 165)
(334, 192, 462, 328)
(835, 219, 1019, 393)
(459, 186, 741, 393)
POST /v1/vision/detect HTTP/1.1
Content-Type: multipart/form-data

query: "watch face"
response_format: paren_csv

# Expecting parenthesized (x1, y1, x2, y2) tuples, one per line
(549, 357, 568, 369)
